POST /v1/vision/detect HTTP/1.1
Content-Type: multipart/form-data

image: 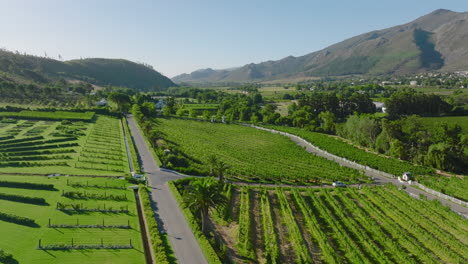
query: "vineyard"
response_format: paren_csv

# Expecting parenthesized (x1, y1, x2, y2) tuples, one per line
(153, 118, 363, 185)
(262, 125, 468, 201)
(174, 180, 468, 264)
(0, 175, 145, 264)
(263, 125, 434, 176)
(0, 114, 129, 175)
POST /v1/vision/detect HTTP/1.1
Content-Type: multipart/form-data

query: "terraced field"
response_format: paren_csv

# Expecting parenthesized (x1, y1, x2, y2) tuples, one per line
(173, 181, 468, 264)
(0, 115, 129, 176)
(0, 175, 145, 264)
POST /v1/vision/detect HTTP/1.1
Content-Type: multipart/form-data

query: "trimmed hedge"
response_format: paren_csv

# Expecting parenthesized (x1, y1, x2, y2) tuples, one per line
(0, 111, 95, 121)
(0, 193, 47, 205)
(0, 143, 79, 153)
(0, 248, 17, 264)
(0, 181, 56, 191)
(0, 137, 77, 149)
(123, 117, 141, 173)
(0, 136, 43, 146)
(0, 212, 38, 227)
(138, 185, 171, 264)
(168, 181, 222, 264)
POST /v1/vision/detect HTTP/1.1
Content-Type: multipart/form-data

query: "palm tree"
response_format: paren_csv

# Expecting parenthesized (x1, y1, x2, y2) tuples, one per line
(142, 121, 153, 136)
(183, 177, 227, 234)
(207, 154, 218, 176)
(215, 160, 230, 187)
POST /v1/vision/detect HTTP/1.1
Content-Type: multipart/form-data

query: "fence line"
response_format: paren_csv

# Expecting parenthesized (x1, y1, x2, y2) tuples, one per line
(413, 182, 468, 207)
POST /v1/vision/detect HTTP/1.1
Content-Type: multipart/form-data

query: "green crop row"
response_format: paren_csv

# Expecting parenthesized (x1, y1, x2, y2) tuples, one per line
(263, 125, 433, 176)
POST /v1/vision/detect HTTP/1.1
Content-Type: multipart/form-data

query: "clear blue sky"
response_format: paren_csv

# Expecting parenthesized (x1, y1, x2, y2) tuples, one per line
(1, 0, 466, 77)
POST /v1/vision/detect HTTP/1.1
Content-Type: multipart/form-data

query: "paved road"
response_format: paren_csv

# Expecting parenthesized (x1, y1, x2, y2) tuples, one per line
(126, 114, 208, 264)
(254, 126, 468, 218)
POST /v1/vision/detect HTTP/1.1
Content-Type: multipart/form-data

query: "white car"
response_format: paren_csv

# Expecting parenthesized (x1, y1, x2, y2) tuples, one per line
(332, 181, 347, 187)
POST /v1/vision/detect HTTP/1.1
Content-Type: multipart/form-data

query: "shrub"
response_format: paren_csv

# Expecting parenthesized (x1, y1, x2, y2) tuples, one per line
(0, 193, 47, 205)
(0, 212, 38, 227)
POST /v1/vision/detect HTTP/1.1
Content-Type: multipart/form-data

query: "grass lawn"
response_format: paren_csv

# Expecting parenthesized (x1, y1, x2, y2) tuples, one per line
(0, 175, 145, 264)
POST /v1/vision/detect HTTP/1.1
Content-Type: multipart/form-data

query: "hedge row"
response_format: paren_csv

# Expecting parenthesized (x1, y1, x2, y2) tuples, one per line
(0, 143, 79, 153)
(0, 193, 47, 205)
(0, 137, 77, 149)
(0, 248, 16, 264)
(0, 211, 38, 227)
(0, 161, 68, 167)
(0, 111, 95, 121)
(123, 117, 141, 173)
(168, 181, 222, 264)
(138, 185, 171, 264)
(3, 149, 75, 157)
(0, 181, 56, 191)
(0, 135, 14, 141)
(0, 136, 43, 146)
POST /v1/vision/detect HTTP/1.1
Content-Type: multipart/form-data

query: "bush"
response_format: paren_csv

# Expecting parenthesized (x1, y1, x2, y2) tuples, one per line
(0, 248, 17, 264)
(0, 193, 47, 205)
(0, 212, 38, 227)
(0, 181, 56, 191)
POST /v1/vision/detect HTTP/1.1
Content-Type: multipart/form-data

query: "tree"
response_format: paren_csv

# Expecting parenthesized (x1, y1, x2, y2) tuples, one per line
(107, 92, 131, 112)
(389, 139, 405, 160)
(207, 155, 218, 176)
(182, 178, 227, 234)
(318, 111, 336, 133)
(215, 160, 230, 188)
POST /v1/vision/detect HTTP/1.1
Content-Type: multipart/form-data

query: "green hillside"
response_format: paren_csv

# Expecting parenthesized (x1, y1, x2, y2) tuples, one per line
(0, 49, 175, 91)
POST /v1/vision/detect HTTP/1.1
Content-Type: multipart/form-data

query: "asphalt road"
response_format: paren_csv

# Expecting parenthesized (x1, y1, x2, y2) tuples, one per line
(126, 115, 208, 264)
(256, 126, 468, 218)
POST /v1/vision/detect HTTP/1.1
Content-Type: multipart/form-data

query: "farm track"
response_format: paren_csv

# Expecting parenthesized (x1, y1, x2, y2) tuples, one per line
(250, 125, 468, 217)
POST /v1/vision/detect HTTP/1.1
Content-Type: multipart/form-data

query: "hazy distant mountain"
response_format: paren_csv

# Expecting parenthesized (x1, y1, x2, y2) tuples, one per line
(173, 9, 468, 83)
(0, 50, 175, 91)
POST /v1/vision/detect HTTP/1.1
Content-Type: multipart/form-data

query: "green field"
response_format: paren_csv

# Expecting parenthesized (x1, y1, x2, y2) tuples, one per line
(0, 175, 145, 264)
(173, 180, 468, 264)
(183, 104, 219, 110)
(153, 118, 362, 185)
(0, 111, 95, 121)
(0, 115, 129, 176)
(419, 116, 468, 132)
(263, 125, 434, 176)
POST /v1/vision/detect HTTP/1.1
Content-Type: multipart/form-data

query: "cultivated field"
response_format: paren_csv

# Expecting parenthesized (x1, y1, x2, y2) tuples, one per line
(0, 114, 129, 176)
(153, 118, 362, 185)
(264, 125, 468, 201)
(0, 175, 145, 264)
(173, 181, 468, 264)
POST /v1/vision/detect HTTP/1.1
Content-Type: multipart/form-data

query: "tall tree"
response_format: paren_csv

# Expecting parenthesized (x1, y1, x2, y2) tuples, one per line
(182, 177, 227, 234)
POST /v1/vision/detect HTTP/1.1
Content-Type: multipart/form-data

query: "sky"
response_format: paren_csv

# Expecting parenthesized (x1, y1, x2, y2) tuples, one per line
(1, 0, 467, 78)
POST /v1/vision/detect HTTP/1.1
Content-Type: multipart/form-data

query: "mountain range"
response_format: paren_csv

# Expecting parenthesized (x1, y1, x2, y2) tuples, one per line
(0, 50, 175, 91)
(173, 9, 468, 84)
